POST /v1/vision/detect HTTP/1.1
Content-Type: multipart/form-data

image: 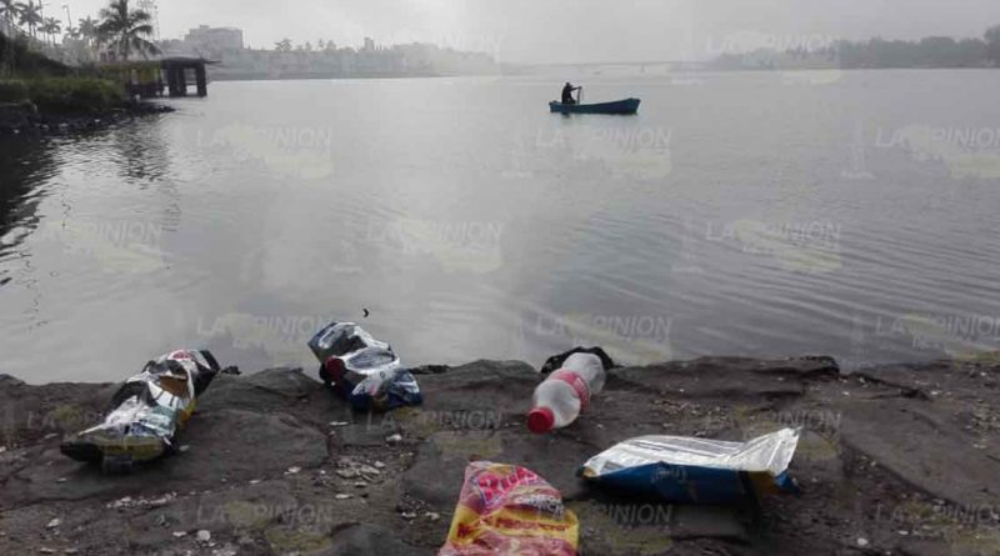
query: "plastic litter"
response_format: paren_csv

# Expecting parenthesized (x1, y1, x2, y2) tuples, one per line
(528, 352, 606, 433)
(60, 350, 237, 473)
(438, 461, 579, 556)
(578, 428, 801, 504)
(540, 347, 616, 375)
(309, 321, 422, 411)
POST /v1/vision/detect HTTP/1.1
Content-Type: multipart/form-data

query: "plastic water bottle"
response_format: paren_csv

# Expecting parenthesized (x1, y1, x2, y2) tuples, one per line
(527, 353, 606, 433)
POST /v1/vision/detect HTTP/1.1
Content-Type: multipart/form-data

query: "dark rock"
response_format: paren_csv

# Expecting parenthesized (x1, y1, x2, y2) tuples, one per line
(840, 398, 997, 507)
(334, 424, 393, 448)
(1, 408, 328, 508)
(0, 102, 175, 138)
(314, 524, 433, 556)
(0, 102, 31, 129)
(612, 357, 836, 401)
(0, 374, 26, 387)
(1, 356, 998, 556)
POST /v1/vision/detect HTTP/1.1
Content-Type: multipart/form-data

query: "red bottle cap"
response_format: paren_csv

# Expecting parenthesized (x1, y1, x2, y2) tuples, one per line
(323, 357, 346, 383)
(527, 407, 555, 434)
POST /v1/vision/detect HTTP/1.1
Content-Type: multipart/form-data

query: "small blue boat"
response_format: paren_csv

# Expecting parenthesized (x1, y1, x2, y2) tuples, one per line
(549, 98, 641, 115)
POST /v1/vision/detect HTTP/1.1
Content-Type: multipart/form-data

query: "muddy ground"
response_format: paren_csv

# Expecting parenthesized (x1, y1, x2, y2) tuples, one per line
(1, 355, 999, 555)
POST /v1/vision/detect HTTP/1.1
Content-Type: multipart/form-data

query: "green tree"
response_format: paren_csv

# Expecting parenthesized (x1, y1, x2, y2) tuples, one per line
(39, 16, 60, 44)
(78, 16, 97, 39)
(986, 25, 1000, 66)
(77, 15, 100, 50)
(16, 1, 41, 38)
(97, 0, 159, 60)
(274, 38, 291, 52)
(0, 0, 21, 24)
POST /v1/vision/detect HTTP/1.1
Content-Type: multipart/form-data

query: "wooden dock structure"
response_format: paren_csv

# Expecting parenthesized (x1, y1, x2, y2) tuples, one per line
(161, 57, 212, 97)
(102, 57, 215, 99)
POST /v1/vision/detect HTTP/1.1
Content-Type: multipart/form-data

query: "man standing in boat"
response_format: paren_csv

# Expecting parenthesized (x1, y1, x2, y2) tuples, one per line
(562, 82, 582, 105)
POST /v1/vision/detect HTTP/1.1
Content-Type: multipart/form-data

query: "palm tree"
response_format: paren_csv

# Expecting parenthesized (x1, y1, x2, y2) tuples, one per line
(0, 0, 21, 25)
(39, 16, 60, 45)
(15, 1, 41, 38)
(97, 0, 159, 60)
(77, 16, 98, 45)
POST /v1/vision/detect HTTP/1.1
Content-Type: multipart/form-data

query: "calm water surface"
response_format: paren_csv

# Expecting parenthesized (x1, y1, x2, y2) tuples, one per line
(2, 70, 999, 383)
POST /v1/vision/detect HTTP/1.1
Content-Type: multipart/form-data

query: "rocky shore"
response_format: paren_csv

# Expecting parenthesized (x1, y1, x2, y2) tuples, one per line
(0, 102, 174, 137)
(1, 356, 999, 555)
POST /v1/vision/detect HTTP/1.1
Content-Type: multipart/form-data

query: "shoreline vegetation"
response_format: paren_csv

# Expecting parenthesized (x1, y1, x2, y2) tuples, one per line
(0, 38, 172, 137)
(0, 0, 169, 137)
(708, 28, 1000, 71)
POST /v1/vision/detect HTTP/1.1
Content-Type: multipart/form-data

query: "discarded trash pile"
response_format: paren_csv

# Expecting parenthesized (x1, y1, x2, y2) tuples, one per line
(59, 349, 238, 473)
(309, 321, 423, 411)
(339, 337, 802, 555)
(50, 323, 806, 554)
(430, 347, 801, 554)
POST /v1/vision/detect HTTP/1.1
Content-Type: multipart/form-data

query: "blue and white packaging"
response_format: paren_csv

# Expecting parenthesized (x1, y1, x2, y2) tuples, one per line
(578, 428, 800, 504)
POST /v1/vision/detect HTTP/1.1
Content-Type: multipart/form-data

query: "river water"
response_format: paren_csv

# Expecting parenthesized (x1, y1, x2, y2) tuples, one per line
(2, 70, 999, 383)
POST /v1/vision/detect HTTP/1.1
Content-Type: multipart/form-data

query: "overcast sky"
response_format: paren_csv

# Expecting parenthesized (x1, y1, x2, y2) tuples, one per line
(61, 0, 1000, 63)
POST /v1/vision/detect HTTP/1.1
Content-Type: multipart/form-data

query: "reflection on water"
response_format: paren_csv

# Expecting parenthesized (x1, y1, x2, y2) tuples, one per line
(1, 72, 1000, 383)
(0, 139, 58, 248)
(110, 116, 173, 184)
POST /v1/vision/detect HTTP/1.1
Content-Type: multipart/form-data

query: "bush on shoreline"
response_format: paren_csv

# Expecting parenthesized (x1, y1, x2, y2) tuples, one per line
(0, 80, 31, 104)
(0, 78, 127, 115)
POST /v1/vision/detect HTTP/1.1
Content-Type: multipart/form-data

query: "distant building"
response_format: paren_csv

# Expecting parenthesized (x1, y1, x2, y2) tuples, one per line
(363, 37, 376, 52)
(184, 25, 244, 53)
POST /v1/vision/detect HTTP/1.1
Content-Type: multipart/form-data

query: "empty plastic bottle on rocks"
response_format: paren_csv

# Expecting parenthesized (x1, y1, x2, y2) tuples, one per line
(527, 352, 606, 434)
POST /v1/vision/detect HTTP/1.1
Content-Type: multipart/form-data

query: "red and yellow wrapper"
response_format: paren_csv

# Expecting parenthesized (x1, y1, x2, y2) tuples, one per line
(439, 461, 579, 556)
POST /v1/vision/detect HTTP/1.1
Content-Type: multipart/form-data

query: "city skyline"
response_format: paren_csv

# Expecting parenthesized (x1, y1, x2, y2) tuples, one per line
(35, 0, 1000, 63)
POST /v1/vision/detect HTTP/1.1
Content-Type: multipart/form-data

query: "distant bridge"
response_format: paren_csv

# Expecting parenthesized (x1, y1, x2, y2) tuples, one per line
(533, 60, 701, 68)
(513, 60, 709, 75)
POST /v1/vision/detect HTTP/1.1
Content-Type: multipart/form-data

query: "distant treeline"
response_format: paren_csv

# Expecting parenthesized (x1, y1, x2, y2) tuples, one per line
(158, 41, 498, 81)
(712, 25, 1000, 70)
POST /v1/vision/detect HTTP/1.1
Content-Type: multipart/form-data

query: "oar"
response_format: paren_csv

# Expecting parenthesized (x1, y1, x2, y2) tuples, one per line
(578, 86, 584, 104)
